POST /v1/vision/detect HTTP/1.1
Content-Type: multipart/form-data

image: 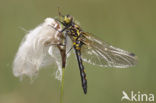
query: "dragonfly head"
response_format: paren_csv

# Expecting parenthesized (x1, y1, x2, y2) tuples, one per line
(63, 14, 73, 25)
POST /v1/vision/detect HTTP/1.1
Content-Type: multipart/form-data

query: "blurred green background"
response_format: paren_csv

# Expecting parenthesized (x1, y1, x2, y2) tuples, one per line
(0, 0, 156, 103)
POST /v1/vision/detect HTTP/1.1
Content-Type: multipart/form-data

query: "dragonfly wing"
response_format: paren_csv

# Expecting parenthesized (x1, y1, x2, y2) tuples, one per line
(81, 33, 137, 68)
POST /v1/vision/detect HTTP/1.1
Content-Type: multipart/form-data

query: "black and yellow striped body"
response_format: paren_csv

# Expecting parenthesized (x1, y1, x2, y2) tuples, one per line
(74, 46, 87, 94)
(67, 24, 88, 94)
(57, 15, 87, 94)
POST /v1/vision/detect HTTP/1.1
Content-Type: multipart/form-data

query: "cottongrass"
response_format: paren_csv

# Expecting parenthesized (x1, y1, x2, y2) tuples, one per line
(13, 18, 69, 80)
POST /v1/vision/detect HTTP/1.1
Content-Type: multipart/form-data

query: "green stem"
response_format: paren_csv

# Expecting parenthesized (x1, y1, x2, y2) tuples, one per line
(60, 68, 65, 103)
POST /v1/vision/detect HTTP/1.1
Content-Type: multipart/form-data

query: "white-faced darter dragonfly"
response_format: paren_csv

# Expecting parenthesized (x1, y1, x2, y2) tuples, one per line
(52, 12, 137, 94)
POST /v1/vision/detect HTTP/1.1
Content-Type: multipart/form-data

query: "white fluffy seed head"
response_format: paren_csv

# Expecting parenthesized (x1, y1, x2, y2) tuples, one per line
(13, 18, 64, 80)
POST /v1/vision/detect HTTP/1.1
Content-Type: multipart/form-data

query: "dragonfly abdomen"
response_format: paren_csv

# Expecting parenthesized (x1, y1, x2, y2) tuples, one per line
(74, 47, 87, 94)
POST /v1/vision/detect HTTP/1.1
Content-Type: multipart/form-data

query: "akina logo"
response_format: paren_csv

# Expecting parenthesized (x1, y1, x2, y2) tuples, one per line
(121, 91, 154, 102)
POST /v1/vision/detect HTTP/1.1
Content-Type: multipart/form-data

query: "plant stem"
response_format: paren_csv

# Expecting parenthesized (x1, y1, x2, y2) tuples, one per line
(60, 67, 65, 103)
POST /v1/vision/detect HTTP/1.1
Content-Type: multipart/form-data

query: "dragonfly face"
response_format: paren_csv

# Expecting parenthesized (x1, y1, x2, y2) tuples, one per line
(62, 15, 73, 27)
(56, 13, 137, 94)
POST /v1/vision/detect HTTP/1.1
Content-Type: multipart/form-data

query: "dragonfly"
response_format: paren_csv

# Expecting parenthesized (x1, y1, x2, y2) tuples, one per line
(54, 12, 137, 94)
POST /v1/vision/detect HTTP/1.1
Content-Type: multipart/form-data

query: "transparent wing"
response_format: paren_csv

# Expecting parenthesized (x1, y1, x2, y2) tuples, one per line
(80, 33, 137, 68)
